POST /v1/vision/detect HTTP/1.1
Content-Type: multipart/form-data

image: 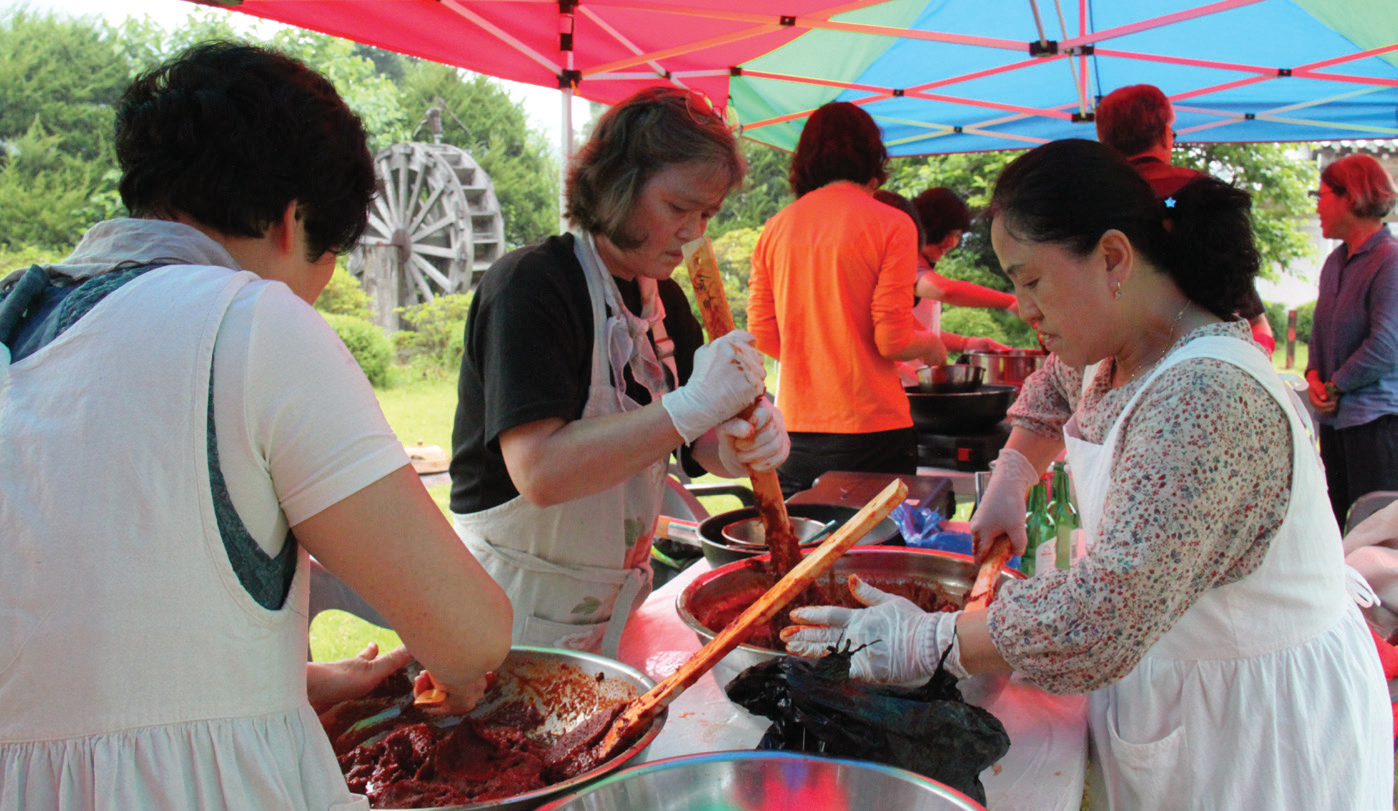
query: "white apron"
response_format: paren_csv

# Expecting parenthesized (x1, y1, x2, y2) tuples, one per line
(454, 233, 670, 657)
(0, 266, 361, 810)
(1064, 335, 1392, 810)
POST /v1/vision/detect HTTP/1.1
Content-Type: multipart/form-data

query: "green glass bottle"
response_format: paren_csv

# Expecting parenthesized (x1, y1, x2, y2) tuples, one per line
(1048, 461, 1080, 571)
(1022, 482, 1055, 578)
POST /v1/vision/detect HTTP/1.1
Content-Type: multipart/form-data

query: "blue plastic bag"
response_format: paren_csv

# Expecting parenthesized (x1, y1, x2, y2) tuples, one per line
(891, 503, 1021, 569)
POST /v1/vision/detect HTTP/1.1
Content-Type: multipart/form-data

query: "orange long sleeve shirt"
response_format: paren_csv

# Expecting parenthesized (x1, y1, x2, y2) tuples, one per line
(747, 180, 921, 434)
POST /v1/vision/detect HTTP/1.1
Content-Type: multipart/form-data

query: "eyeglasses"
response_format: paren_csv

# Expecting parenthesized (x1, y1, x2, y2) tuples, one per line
(1309, 186, 1345, 199)
(683, 88, 741, 133)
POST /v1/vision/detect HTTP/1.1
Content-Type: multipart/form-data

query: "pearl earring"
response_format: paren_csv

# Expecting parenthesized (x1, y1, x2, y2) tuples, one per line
(1113, 285, 1122, 299)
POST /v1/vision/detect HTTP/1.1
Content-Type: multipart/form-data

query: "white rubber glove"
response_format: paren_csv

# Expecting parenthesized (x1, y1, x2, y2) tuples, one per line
(716, 399, 790, 474)
(969, 447, 1039, 558)
(780, 575, 965, 683)
(662, 330, 767, 444)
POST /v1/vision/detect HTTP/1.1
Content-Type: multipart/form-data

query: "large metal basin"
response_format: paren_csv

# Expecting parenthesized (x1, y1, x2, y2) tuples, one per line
(329, 647, 665, 811)
(677, 547, 1023, 690)
(535, 751, 986, 810)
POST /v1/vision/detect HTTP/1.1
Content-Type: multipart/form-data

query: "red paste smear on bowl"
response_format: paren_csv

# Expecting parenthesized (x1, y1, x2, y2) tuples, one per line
(323, 667, 633, 808)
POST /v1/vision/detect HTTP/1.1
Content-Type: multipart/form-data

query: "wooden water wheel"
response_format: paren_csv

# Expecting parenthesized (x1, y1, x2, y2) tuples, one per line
(349, 141, 505, 328)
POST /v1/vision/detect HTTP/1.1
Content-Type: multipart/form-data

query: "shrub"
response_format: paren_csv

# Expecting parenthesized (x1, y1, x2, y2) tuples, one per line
(315, 264, 375, 321)
(323, 312, 393, 388)
(394, 292, 473, 373)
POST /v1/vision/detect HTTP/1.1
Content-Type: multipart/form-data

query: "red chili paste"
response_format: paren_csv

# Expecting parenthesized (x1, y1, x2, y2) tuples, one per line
(696, 573, 960, 650)
(323, 668, 632, 808)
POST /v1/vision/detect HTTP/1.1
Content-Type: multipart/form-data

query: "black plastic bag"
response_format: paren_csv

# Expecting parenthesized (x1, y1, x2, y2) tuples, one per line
(724, 645, 1010, 806)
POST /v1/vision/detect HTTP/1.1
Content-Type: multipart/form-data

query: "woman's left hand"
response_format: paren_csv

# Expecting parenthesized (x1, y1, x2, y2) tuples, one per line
(307, 643, 413, 713)
(716, 399, 790, 474)
(781, 576, 964, 683)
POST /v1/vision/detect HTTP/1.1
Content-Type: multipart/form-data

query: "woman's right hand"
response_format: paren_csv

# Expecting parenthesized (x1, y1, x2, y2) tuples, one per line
(413, 669, 492, 716)
(662, 330, 767, 443)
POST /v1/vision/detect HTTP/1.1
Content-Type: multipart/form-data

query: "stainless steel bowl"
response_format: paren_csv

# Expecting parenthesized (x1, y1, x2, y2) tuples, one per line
(720, 515, 830, 548)
(965, 348, 1047, 387)
(352, 647, 664, 811)
(534, 751, 987, 810)
(916, 363, 985, 393)
(677, 547, 1023, 689)
(698, 504, 900, 569)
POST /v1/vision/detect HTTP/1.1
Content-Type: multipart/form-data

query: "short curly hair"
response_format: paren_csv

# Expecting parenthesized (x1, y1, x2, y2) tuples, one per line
(788, 102, 887, 198)
(565, 87, 745, 248)
(116, 41, 375, 259)
(1095, 84, 1173, 158)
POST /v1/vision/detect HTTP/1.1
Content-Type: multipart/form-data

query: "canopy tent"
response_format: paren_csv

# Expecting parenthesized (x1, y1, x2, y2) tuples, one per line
(193, 0, 1398, 156)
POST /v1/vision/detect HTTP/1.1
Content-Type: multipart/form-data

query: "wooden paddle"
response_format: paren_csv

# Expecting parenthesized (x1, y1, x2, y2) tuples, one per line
(681, 235, 802, 577)
(965, 534, 1013, 610)
(596, 478, 909, 758)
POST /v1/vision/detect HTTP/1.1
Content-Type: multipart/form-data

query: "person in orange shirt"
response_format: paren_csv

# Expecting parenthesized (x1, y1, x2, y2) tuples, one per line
(911, 187, 1019, 315)
(871, 189, 1010, 379)
(748, 102, 946, 498)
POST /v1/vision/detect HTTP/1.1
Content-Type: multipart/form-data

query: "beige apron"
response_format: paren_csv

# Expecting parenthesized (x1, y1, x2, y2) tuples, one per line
(1066, 335, 1391, 809)
(454, 233, 672, 657)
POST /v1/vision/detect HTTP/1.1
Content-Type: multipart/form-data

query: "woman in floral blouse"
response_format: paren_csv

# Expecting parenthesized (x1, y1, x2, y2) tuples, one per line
(784, 139, 1392, 809)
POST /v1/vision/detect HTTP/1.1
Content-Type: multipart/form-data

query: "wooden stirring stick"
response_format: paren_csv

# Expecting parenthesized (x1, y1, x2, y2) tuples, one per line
(966, 534, 1013, 610)
(682, 236, 801, 577)
(597, 479, 909, 758)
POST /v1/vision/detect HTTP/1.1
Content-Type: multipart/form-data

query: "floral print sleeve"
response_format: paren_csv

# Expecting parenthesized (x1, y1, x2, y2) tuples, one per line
(986, 323, 1292, 694)
(1006, 352, 1085, 439)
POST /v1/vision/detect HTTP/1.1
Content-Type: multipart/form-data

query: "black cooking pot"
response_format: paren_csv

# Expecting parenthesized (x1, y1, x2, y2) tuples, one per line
(906, 383, 1019, 435)
(698, 503, 901, 568)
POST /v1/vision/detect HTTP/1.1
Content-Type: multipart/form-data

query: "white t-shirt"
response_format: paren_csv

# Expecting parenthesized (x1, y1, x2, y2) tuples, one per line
(214, 281, 408, 555)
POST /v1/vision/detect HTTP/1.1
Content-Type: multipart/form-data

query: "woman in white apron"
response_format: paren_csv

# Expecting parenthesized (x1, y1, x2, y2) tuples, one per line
(450, 87, 789, 657)
(784, 139, 1393, 808)
(1, 44, 512, 809)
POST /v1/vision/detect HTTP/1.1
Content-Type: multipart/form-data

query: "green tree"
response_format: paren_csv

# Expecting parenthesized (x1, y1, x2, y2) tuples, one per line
(398, 61, 559, 247)
(1176, 142, 1317, 276)
(0, 10, 129, 164)
(0, 9, 131, 249)
(710, 140, 793, 234)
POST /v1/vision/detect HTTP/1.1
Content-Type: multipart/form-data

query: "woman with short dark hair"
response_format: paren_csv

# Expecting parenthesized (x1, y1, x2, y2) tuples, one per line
(747, 102, 946, 497)
(785, 139, 1393, 809)
(0, 42, 514, 809)
(450, 87, 787, 655)
(1307, 154, 1398, 526)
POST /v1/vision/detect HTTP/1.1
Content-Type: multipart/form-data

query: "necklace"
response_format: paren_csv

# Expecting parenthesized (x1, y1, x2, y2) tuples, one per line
(1117, 300, 1192, 387)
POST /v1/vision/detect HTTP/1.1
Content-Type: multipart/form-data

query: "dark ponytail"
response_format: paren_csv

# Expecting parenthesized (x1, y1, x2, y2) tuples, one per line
(990, 139, 1258, 319)
(1162, 178, 1259, 320)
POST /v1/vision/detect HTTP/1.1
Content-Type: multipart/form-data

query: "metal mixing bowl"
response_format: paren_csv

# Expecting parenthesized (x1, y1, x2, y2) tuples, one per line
(916, 363, 985, 393)
(350, 647, 665, 811)
(676, 547, 1023, 689)
(698, 503, 900, 569)
(534, 751, 987, 810)
(720, 515, 830, 548)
